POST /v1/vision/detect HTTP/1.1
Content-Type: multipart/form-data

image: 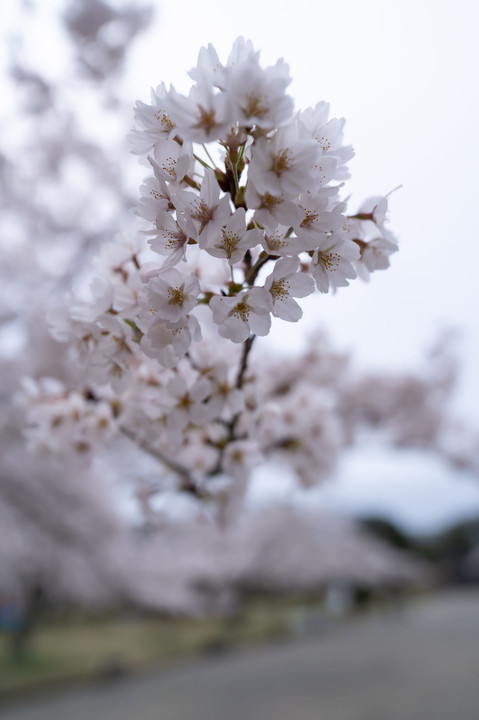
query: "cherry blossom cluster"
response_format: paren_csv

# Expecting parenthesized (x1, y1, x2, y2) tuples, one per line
(22, 327, 473, 513)
(128, 37, 397, 352)
(28, 38, 400, 502)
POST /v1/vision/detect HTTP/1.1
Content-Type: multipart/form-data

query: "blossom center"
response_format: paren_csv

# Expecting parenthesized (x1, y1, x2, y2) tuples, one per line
(270, 279, 290, 302)
(218, 230, 240, 258)
(314, 135, 331, 152)
(164, 225, 187, 250)
(160, 156, 177, 178)
(258, 193, 281, 210)
(230, 299, 251, 322)
(194, 104, 218, 135)
(301, 209, 319, 229)
(218, 381, 231, 397)
(271, 149, 292, 177)
(168, 285, 186, 306)
(243, 93, 269, 119)
(176, 393, 192, 410)
(265, 233, 287, 252)
(154, 109, 174, 131)
(192, 200, 214, 225)
(317, 252, 340, 272)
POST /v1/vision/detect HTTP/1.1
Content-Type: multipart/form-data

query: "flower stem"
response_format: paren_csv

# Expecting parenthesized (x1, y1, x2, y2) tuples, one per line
(202, 144, 218, 169)
(120, 426, 210, 499)
(193, 153, 213, 170)
(245, 252, 273, 285)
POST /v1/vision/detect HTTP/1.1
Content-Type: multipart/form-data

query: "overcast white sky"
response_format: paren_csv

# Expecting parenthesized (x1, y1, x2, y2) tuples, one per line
(3, 0, 479, 532)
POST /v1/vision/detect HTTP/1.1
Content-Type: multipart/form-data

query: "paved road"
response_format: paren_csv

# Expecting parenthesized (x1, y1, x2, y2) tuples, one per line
(3, 590, 479, 720)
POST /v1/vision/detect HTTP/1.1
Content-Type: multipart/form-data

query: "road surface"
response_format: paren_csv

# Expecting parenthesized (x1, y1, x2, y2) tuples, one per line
(2, 590, 479, 720)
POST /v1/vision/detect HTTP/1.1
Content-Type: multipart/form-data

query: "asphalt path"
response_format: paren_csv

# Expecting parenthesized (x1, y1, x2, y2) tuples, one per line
(3, 590, 479, 720)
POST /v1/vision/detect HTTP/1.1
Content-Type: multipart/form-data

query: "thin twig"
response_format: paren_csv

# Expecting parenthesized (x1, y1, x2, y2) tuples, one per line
(236, 334, 256, 389)
(120, 426, 195, 484)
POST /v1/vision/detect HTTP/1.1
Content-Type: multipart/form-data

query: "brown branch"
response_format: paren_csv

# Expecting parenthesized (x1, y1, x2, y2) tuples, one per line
(121, 335, 257, 493)
(236, 334, 256, 389)
(119, 425, 208, 498)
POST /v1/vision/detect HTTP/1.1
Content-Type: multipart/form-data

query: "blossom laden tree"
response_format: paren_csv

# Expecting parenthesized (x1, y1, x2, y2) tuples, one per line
(3, 5, 479, 624)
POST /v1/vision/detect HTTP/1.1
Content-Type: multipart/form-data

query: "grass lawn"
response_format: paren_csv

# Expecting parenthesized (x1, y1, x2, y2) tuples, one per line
(0, 598, 297, 698)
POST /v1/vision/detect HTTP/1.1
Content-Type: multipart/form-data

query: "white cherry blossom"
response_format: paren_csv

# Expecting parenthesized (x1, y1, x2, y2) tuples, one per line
(264, 257, 315, 321)
(71, 276, 114, 323)
(293, 193, 346, 248)
(346, 195, 399, 279)
(149, 139, 192, 184)
(89, 314, 138, 389)
(165, 83, 234, 144)
(130, 82, 176, 154)
(146, 268, 200, 322)
(203, 361, 245, 419)
(147, 210, 195, 269)
(203, 208, 262, 264)
(248, 122, 320, 197)
(188, 43, 225, 88)
(135, 176, 174, 223)
(165, 374, 213, 436)
(356, 194, 398, 246)
(357, 236, 398, 279)
(298, 102, 354, 183)
(245, 179, 302, 231)
(260, 224, 303, 257)
(225, 37, 259, 70)
(48, 306, 103, 363)
(210, 287, 272, 343)
(140, 314, 201, 368)
(225, 54, 293, 130)
(173, 168, 232, 248)
(311, 234, 360, 293)
(222, 440, 263, 481)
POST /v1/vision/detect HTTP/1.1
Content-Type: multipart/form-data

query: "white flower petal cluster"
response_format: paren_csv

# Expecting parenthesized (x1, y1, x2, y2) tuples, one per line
(129, 37, 398, 358)
(22, 378, 116, 459)
(38, 38, 399, 504)
(264, 257, 315, 321)
(210, 287, 272, 342)
(346, 195, 399, 281)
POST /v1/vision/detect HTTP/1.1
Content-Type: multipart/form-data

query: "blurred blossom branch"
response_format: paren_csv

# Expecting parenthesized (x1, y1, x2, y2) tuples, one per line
(21, 36, 478, 513)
